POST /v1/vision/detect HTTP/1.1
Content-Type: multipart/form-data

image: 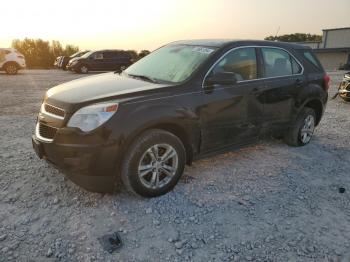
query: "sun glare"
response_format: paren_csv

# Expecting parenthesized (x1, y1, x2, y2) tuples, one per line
(1, 0, 350, 51)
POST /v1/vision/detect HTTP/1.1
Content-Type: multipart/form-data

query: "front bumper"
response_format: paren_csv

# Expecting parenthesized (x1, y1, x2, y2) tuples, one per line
(32, 128, 119, 193)
(66, 63, 78, 71)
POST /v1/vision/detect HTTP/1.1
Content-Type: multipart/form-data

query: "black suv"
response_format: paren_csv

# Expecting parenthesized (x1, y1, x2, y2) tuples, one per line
(32, 40, 329, 197)
(57, 50, 90, 70)
(66, 50, 133, 74)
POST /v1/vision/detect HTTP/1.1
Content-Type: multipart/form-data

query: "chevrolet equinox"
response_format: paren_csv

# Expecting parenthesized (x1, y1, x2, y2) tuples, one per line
(32, 40, 329, 197)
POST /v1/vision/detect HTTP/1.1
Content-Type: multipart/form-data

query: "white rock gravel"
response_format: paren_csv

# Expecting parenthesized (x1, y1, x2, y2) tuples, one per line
(0, 70, 350, 261)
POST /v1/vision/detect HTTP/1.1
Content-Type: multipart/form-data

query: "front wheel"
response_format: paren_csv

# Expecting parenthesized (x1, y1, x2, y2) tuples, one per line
(284, 107, 316, 146)
(5, 63, 18, 75)
(121, 129, 186, 197)
(77, 65, 89, 74)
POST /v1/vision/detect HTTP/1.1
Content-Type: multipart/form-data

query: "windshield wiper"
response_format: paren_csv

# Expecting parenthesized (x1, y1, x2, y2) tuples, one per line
(126, 73, 159, 83)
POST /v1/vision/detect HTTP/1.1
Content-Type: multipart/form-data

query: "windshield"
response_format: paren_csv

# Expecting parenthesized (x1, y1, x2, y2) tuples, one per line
(125, 45, 217, 83)
(80, 51, 94, 59)
(70, 51, 87, 58)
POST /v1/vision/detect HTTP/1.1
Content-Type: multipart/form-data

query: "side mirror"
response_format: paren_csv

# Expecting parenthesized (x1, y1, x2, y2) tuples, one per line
(205, 72, 238, 86)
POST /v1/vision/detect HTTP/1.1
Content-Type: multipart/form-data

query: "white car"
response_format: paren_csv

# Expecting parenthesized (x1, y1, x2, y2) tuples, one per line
(0, 48, 26, 75)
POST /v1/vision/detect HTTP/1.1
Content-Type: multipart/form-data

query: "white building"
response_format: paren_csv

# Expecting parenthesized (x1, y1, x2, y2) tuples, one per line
(297, 27, 350, 70)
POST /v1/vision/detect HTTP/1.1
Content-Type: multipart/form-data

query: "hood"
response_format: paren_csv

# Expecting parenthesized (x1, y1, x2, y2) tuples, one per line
(46, 72, 167, 108)
(68, 57, 81, 63)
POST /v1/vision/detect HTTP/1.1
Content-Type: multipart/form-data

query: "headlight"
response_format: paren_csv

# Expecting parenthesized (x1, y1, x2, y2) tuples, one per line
(67, 102, 119, 132)
(71, 60, 78, 65)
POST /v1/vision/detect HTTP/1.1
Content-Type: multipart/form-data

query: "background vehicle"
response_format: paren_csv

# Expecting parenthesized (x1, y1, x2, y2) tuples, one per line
(0, 48, 26, 75)
(57, 50, 90, 70)
(66, 50, 133, 74)
(338, 71, 350, 101)
(53, 56, 62, 68)
(32, 40, 329, 197)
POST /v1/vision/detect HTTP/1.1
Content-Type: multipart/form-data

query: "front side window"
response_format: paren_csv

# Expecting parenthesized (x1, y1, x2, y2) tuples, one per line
(125, 45, 217, 83)
(210, 47, 258, 81)
(94, 53, 104, 60)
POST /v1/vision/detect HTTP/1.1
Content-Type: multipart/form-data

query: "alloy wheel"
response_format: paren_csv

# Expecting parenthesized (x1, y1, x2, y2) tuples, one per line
(80, 66, 88, 73)
(138, 143, 178, 189)
(300, 114, 315, 144)
(6, 65, 17, 74)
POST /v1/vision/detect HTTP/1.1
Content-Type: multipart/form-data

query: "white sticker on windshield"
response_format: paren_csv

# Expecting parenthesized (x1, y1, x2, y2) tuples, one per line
(192, 47, 215, 54)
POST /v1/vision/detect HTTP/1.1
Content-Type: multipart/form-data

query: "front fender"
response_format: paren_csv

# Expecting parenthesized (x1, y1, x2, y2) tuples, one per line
(108, 100, 201, 161)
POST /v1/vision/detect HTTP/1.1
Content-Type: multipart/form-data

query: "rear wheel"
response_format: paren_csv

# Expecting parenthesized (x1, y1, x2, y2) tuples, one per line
(5, 63, 18, 75)
(284, 107, 316, 146)
(121, 129, 186, 197)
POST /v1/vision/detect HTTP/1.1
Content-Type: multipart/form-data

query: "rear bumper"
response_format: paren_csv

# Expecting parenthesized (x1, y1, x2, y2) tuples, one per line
(32, 133, 118, 192)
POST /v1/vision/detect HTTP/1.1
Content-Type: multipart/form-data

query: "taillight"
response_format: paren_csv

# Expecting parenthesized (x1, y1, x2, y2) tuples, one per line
(324, 74, 330, 91)
(17, 55, 24, 59)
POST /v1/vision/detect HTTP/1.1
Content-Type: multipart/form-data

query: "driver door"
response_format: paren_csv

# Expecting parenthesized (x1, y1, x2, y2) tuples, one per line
(200, 47, 265, 152)
(89, 52, 105, 71)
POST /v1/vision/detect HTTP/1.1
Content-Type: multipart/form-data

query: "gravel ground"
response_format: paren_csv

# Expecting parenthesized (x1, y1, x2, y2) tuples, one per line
(0, 69, 350, 262)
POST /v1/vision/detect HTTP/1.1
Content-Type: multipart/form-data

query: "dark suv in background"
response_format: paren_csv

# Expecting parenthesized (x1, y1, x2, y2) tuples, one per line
(57, 50, 90, 70)
(32, 40, 329, 197)
(66, 50, 133, 73)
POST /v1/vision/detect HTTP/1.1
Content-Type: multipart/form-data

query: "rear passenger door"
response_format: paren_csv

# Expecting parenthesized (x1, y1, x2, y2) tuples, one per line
(102, 51, 117, 70)
(259, 47, 304, 126)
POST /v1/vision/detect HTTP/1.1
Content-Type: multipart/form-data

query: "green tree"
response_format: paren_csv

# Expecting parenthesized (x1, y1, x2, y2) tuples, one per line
(63, 44, 79, 56)
(264, 33, 322, 42)
(11, 38, 79, 69)
(126, 50, 138, 61)
(138, 50, 151, 59)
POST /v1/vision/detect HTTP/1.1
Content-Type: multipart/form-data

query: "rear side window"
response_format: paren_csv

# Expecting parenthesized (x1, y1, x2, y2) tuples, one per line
(115, 51, 130, 59)
(261, 48, 294, 77)
(302, 50, 322, 70)
(103, 52, 114, 58)
(211, 47, 258, 81)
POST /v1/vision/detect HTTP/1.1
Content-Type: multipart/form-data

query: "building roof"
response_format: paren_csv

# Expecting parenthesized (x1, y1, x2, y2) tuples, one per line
(323, 27, 350, 32)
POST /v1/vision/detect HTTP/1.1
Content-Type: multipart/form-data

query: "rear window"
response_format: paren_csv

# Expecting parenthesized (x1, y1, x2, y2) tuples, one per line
(301, 50, 322, 70)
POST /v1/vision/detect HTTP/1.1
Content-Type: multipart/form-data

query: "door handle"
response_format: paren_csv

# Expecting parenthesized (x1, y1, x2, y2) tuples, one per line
(295, 79, 304, 86)
(252, 87, 259, 92)
(251, 87, 261, 94)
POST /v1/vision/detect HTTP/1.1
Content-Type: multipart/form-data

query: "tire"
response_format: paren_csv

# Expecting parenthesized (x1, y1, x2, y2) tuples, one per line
(5, 63, 18, 75)
(121, 129, 186, 197)
(78, 65, 89, 74)
(284, 107, 316, 147)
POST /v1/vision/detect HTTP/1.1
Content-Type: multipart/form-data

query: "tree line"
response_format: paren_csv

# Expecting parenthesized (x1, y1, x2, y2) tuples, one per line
(11, 38, 150, 69)
(264, 33, 322, 42)
(12, 34, 320, 69)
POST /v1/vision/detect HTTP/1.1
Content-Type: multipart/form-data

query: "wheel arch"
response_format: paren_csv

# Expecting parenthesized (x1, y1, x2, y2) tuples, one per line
(3, 61, 20, 69)
(303, 99, 324, 126)
(121, 121, 199, 165)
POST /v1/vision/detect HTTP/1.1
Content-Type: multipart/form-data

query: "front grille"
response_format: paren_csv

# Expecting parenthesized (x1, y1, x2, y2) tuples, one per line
(38, 123, 58, 140)
(44, 104, 65, 118)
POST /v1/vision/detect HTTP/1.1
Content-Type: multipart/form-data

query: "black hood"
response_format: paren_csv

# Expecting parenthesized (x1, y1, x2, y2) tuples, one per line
(46, 73, 169, 112)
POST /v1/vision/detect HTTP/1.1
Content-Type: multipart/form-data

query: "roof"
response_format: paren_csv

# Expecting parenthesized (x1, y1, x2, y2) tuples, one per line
(312, 47, 350, 53)
(168, 39, 310, 49)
